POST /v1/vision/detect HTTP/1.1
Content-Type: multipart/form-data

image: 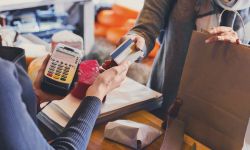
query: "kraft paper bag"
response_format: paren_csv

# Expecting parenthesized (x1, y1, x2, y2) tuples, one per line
(104, 120, 162, 149)
(242, 118, 250, 150)
(177, 31, 250, 150)
(160, 119, 185, 150)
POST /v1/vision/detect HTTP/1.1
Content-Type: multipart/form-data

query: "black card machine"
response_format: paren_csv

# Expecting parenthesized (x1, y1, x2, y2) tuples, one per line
(41, 44, 82, 96)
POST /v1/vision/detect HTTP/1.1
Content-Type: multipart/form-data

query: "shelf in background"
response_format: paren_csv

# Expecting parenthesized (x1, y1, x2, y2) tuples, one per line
(0, 0, 87, 12)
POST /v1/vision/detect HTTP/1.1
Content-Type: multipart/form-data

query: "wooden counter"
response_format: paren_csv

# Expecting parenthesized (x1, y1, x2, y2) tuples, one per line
(87, 110, 210, 150)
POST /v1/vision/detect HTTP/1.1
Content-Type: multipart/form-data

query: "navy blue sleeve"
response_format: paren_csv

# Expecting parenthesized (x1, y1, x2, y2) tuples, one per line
(0, 58, 102, 150)
(0, 59, 51, 150)
(50, 96, 102, 150)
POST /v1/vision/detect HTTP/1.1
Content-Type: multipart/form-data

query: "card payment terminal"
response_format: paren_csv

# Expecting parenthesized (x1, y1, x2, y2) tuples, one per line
(41, 43, 82, 96)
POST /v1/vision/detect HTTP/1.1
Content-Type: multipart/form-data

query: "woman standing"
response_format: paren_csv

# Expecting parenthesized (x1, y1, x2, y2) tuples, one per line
(121, 0, 250, 116)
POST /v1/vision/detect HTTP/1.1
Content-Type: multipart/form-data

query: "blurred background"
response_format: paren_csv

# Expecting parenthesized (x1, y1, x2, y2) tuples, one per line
(0, 0, 159, 85)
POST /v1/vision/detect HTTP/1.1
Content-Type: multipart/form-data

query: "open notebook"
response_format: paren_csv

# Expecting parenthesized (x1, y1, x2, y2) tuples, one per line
(37, 78, 162, 135)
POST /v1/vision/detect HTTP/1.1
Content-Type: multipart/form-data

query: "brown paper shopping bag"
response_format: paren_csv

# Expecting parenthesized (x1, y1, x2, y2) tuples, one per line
(177, 31, 250, 150)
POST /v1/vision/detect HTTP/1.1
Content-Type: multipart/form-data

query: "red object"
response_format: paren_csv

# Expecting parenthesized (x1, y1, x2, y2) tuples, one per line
(71, 59, 118, 101)
(100, 59, 118, 73)
(112, 4, 139, 19)
(71, 60, 100, 99)
(47, 73, 53, 77)
(123, 19, 136, 30)
(97, 10, 127, 27)
(106, 27, 128, 44)
(95, 23, 109, 37)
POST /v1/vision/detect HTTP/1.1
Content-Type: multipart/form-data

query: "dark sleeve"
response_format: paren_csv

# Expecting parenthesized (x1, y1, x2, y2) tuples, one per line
(0, 58, 101, 150)
(50, 96, 102, 150)
(15, 64, 38, 123)
(0, 59, 51, 150)
(128, 0, 176, 53)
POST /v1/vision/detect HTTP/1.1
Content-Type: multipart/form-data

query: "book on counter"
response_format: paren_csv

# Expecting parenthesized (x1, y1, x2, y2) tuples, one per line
(37, 77, 162, 135)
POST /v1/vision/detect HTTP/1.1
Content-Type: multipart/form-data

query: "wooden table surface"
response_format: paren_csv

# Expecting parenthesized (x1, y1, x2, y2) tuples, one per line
(87, 110, 210, 150)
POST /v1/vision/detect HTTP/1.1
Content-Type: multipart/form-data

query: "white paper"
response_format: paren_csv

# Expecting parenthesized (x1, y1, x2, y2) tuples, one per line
(41, 77, 162, 128)
(101, 78, 161, 114)
(104, 120, 162, 149)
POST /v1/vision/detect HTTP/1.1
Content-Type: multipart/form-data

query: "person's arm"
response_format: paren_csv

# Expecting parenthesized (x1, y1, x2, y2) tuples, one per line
(128, 0, 176, 53)
(51, 61, 130, 150)
(0, 59, 51, 150)
(50, 96, 102, 150)
(0, 57, 129, 150)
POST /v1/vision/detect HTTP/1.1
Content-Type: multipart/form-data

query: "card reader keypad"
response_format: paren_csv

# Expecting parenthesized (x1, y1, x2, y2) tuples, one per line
(47, 58, 73, 81)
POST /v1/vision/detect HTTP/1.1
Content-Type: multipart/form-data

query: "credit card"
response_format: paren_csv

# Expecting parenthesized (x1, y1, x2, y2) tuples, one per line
(110, 39, 144, 64)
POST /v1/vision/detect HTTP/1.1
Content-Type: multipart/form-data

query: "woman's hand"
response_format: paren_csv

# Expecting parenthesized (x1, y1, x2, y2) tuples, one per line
(118, 34, 146, 52)
(33, 55, 63, 104)
(86, 61, 131, 101)
(205, 26, 240, 44)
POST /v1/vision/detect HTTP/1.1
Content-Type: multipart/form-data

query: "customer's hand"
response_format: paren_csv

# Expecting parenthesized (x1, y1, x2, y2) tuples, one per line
(86, 61, 131, 101)
(33, 55, 63, 104)
(205, 26, 240, 44)
(118, 34, 146, 53)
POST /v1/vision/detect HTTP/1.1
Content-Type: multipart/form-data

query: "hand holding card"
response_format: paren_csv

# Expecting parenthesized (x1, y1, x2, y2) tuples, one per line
(71, 39, 142, 100)
(111, 39, 144, 65)
(100, 39, 144, 72)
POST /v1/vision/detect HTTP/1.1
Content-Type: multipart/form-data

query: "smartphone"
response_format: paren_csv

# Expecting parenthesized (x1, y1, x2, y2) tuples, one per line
(41, 43, 82, 96)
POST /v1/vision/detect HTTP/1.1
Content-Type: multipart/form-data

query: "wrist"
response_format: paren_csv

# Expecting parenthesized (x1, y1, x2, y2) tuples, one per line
(86, 84, 107, 101)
